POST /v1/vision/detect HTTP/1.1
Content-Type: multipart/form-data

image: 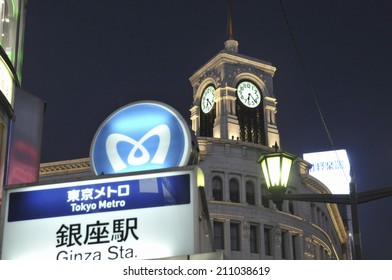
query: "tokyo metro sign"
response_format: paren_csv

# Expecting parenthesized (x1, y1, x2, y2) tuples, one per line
(90, 101, 192, 175)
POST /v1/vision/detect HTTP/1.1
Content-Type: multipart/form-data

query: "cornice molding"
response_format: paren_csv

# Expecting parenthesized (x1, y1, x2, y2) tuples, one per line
(190, 51, 276, 86)
(40, 158, 91, 177)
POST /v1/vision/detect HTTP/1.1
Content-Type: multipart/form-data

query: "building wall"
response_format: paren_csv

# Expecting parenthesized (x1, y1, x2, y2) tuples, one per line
(197, 137, 346, 260)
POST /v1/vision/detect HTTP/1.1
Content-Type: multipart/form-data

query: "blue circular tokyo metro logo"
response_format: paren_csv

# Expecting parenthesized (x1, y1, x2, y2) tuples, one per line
(90, 101, 191, 175)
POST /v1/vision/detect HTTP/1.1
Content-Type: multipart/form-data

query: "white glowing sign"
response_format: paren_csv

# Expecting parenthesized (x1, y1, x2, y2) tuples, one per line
(303, 150, 351, 194)
(1, 166, 198, 260)
(0, 56, 14, 107)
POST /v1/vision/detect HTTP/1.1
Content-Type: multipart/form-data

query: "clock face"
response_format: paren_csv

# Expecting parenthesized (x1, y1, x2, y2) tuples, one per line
(201, 85, 215, 113)
(237, 81, 261, 108)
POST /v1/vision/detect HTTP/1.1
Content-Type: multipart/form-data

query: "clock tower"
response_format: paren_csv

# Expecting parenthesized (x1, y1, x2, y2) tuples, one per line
(189, 38, 280, 147)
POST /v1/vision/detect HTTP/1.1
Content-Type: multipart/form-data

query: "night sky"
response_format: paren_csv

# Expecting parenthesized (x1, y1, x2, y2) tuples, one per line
(21, 1, 392, 259)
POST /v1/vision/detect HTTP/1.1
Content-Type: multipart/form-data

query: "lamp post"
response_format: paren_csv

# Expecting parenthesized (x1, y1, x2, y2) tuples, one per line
(197, 167, 215, 252)
(257, 143, 392, 260)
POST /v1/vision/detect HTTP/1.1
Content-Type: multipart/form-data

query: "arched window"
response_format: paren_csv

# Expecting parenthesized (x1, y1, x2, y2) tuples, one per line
(213, 220, 224, 250)
(200, 107, 215, 137)
(311, 203, 316, 223)
(229, 178, 240, 203)
(246, 181, 255, 205)
(287, 190, 295, 214)
(288, 200, 295, 215)
(235, 81, 265, 145)
(261, 185, 270, 208)
(199, 85, 216, 137)
(262, 195, 270, 208)
(212, 176, 223, 201)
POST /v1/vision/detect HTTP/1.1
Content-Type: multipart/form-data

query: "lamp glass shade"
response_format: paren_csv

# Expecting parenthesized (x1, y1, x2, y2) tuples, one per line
(259, 152, 294, 189)
(197, 167, 205, 187)
(261, 160, 271, 187)
(280, 157, 293, 187)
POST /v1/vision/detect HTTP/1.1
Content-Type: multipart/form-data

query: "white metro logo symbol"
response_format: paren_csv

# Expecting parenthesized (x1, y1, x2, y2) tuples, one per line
(105, 124, 170, 172)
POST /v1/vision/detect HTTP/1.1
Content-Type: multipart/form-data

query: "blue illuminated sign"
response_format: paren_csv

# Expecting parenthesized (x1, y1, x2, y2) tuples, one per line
(90, 101, 191, 175)
(7, 173, 190, 222)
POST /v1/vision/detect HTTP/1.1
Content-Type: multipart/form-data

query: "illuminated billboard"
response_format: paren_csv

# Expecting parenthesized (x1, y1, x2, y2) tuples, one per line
(1, 166, 198, 260)
(0, 55, 15, 108)
(7, 88, 45, 185)
(303, 149, 351, 194)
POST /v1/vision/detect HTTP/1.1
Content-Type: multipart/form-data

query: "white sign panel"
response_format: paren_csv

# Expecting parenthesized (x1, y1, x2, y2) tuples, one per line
(1, 166, 198, 260)
(303, 150, 351, 194)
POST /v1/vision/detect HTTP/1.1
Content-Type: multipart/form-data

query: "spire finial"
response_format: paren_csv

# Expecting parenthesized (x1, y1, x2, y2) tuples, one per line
(224, 0, 238, 53)
(227, 0, 234, 40)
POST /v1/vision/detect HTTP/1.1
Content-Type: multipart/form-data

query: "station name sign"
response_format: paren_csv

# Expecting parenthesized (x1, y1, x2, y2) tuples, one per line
(1, 166, 198, 260)
(8, 174, 190, 222)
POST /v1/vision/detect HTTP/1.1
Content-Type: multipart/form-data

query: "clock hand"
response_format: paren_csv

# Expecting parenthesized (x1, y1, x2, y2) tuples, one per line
(250, 94, 258, 102)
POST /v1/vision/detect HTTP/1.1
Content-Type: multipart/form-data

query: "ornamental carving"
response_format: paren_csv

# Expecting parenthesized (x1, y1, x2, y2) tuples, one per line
(233, 65, 264, 79)
(195, 68, 222, 92)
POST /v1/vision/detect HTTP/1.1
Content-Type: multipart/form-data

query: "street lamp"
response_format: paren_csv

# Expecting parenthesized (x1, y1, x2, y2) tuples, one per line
(258, 143, 296, 206)
(197, 166, 205, 188)
(258, 143, 363, 259)
(257, 144, 392, 260)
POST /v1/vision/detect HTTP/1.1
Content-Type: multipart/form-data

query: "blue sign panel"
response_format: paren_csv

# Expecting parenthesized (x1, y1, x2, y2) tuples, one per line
(90, 101, 191, 175)
(7, 174, 190, 222)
